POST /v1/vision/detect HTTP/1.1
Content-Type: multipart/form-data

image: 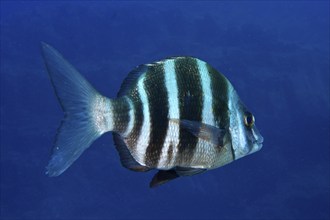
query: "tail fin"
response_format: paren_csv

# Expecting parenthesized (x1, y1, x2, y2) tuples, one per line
(41, 42, 113, 176)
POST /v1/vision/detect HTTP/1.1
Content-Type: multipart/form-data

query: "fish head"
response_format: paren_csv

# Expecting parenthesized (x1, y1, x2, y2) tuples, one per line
(228, 89, 264, 160)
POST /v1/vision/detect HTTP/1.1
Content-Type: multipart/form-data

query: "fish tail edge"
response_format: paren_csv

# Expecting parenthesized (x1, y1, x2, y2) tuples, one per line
(41, 42, 113, 177)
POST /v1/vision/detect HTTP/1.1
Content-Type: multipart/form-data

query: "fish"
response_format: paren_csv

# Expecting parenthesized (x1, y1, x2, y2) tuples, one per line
(41, 42, 264, 188)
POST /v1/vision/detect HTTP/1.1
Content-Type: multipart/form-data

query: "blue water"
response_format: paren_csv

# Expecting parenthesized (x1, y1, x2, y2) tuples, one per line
(1, 1, 329, 219)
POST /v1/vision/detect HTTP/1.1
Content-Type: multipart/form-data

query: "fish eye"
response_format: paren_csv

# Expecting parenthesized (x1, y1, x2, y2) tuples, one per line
(244, 112, 255, 128)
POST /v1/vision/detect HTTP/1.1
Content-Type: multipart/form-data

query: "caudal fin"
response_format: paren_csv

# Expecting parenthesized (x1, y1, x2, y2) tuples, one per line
(41, 42, 113, 176)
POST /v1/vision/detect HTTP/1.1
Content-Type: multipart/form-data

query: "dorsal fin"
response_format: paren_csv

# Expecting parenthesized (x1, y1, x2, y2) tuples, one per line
(117, 57, 195, 97)
(117, 64, 148, 97)
(113, 133, 151, 172)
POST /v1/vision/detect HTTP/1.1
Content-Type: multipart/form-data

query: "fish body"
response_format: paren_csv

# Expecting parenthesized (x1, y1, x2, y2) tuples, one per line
(42, 43, 263, 187)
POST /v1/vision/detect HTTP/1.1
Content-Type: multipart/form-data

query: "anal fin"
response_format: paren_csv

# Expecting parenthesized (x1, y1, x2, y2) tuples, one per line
(113, 133, 151, 172)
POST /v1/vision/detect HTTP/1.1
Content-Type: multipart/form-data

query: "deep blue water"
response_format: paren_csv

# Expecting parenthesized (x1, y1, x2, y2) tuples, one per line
(1, 1, 329, 220)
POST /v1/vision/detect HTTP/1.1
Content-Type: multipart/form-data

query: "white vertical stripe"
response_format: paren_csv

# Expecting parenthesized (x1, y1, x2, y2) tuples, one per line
(228, 87, 248, 159)
(165, 60, 180, 119)
(197, 59, 214, 125)
(157, 60, 180, 168)
(122, 97, 135, 137)
(191, 60, 215, 165)
(135, 75, 151, 165)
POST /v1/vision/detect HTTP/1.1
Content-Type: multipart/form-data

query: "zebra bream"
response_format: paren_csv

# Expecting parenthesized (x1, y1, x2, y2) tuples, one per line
(42, 43, 264, 188)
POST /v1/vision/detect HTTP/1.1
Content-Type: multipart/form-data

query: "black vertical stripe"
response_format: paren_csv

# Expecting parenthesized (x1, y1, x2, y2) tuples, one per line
(207, 64, 229, 130)
(144, 63, 169, 166)
(111, 98, 130, 134)
(126, 88, 144, 152)
(207, 64, 234, 160)
(175, 57, 203, 165)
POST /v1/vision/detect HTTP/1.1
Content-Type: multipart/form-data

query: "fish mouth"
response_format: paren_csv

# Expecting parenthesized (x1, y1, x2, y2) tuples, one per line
(252, 140, 263, 145)
(255, 135, 264, 145)
(252, 136, 264, 151)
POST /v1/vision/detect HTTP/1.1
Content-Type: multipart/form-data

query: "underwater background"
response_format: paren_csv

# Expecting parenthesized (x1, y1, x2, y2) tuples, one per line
(1, 1, 329, 220)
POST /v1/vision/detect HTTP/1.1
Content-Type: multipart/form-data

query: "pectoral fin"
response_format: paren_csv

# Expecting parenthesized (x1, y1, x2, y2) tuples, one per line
(170, 119, 226, 147)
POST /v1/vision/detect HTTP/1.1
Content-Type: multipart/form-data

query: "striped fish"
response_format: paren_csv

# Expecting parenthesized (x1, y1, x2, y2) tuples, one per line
(42, 43, 263, 188)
